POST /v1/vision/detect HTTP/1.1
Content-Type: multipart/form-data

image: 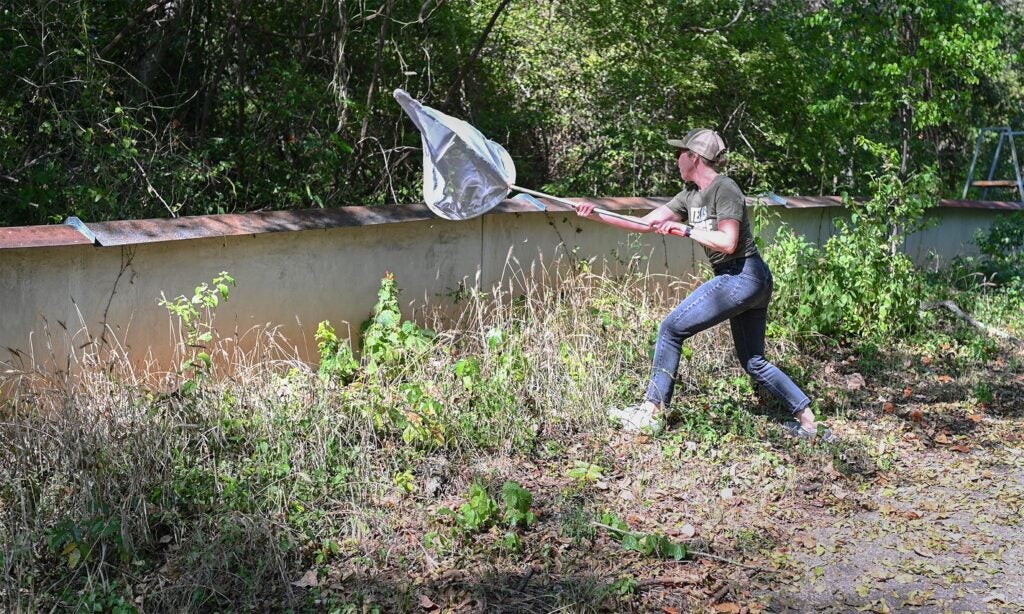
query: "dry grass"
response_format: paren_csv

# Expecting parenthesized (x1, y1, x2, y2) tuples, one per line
(9, 252, 1011, 611)
(0, 253, 746, 610)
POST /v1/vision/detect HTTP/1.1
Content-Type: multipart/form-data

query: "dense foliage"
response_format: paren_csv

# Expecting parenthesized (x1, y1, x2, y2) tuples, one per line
(2, 0, 1022, 226)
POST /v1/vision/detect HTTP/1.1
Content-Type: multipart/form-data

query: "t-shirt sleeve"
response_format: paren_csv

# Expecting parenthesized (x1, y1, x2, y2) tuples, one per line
(713, 179, 746, 222)
(665, 189, 692, 221)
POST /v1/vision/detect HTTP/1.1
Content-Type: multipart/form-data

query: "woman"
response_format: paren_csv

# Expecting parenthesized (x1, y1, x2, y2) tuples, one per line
(576, 128, 831, 441)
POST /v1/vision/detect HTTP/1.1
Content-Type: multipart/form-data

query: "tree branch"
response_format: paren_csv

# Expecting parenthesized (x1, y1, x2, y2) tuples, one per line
(921, 300, 1024, 347)
(100, 0, 177, 57)
(443, 0, 513, 108)
(358, 0, 396, 147)
(685, 2, 745, 33)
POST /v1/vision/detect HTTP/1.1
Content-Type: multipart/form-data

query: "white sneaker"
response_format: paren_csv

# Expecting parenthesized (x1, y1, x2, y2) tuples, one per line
(608, 404, 664, 434)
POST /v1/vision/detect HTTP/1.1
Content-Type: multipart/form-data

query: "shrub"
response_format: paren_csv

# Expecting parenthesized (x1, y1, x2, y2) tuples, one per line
(361, 272, 435, 376)
(765, 166, 936, 343)
(974, 210, 1024, 293)
(315, 321, 359, 384)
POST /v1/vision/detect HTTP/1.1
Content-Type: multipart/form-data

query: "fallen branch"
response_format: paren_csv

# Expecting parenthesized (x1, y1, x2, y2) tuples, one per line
(708, 578, 731, 604)
(637, 576, 700, 587)
(687, 550, 770, 572)
(920, 300, 1023, 347)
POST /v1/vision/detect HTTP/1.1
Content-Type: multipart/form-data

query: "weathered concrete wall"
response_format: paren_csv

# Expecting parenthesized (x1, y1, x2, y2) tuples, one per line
(756, 205, 992, 269)
(0, 202, 1013, 378)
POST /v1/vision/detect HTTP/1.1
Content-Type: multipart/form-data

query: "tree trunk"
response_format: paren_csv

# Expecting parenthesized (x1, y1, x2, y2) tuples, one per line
(358, 0, 397, 148)
(133, 0, 193, 98)
(331, 0, 351, 133)
(443, 0, 513, 109)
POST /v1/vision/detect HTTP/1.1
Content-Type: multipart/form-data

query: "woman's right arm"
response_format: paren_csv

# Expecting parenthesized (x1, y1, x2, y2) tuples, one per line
(575, 203, 681, 233)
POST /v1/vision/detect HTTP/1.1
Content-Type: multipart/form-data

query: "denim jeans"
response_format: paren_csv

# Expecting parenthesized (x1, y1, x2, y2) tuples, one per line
(645, 254, 811, 414)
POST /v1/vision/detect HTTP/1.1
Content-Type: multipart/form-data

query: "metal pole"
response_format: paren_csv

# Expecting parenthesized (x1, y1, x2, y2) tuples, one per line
(983, 128, 1009, 200)
(1007, 130, 1024, 204)
(511, 185, 649, 226)
(962, 129, 987, 199)
(509, 185, 691, 237)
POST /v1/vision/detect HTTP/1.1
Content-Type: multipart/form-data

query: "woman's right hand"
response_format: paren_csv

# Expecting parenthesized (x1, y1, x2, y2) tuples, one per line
(575, 202, 597, 217)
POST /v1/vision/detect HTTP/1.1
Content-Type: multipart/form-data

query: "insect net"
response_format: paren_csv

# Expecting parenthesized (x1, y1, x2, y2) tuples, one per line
(394, 89, 516, 220)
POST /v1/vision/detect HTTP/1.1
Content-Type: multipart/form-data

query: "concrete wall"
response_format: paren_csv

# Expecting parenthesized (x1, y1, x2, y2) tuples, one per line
(0, 202, 1013, 379)
(755, 205, 992, 269)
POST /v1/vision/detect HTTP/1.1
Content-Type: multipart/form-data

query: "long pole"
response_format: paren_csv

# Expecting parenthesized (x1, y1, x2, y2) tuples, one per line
(510, 185, 689, 237)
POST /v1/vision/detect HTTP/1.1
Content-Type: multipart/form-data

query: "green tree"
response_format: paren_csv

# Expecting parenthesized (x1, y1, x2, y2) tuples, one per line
(800, 0, 1018, 190)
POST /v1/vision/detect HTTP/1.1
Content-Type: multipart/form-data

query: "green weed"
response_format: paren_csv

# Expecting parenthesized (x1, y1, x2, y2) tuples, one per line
(598, 511, 688, 561)
(158, 271, 236, 394)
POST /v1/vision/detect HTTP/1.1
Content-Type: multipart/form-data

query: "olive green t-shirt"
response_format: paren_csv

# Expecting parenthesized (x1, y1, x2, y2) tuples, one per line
(665, 175, 758, 267)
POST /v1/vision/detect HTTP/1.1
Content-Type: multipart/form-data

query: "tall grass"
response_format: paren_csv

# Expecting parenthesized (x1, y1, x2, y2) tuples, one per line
(1, 255, 761, 611)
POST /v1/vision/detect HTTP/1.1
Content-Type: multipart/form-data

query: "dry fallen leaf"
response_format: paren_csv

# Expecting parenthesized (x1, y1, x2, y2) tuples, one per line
(950, 445, 972, 453)
(419, 594, 437, 610)
(291, 569, 318, 588)
(714, 604, 742, 614)
(904, 387, 914, 399)
(680, 523, 697, 538)
(794, 532, 817, 549)
(968, 413, 984, 423)
(845, 373, 866, 390)
(937, 374, 954, 384)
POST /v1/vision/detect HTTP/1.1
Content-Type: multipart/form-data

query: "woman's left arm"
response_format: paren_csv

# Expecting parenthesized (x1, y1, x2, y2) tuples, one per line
(653, 218, 739, 254)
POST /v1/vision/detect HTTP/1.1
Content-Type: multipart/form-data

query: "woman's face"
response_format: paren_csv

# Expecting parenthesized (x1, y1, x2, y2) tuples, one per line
(677, 149, 699, 181)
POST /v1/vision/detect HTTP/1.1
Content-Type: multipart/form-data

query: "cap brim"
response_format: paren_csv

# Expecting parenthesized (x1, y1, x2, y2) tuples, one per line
(667, 139, 688, 149)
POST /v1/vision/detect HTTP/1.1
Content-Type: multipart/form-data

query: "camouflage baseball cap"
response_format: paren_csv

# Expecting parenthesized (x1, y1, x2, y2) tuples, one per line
(667, 128, 726, 161)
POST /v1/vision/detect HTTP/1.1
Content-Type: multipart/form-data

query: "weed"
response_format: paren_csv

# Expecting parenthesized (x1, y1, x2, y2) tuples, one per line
(501, 480, 537, 528)
(8, 257, 1018, 610)
(360, 272, 434, 376)
(560, 503, 598, 546)
(393, 469, 416, 494)
(316, 320, 359, 384)
(765, 166, 938, 346)
(610, 575, 639, 596)
(973, 382, 995, 406)
(598, 511, 688, 560)
(452, 482, 500, 533)
(48, 512, 130, 570)
(567, 461, 605, 484)
(158, 271, 236, 394)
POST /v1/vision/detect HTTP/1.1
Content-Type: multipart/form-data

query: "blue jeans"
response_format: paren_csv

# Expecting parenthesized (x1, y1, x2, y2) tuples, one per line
(645, 254, 811, 415)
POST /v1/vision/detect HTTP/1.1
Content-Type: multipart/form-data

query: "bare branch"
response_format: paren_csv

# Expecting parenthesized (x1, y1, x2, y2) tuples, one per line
(443, 0, 513, 108)
(100, 0, 177, 57)
(685, 2, 745, 33)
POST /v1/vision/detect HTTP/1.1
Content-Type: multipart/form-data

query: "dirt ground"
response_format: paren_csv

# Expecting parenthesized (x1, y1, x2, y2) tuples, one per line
(764, 432, 1024, 612)
(316, 340, 1024, 613)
